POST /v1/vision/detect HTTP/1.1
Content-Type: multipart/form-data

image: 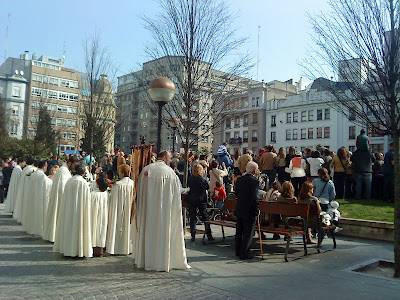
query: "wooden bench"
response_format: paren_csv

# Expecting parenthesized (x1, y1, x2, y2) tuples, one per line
(203, 198, 337, 261)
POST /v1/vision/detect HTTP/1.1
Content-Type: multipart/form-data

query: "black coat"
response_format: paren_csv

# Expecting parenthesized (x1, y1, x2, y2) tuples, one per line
(235, 173, 259, 219)
(187, 175, 209, 205)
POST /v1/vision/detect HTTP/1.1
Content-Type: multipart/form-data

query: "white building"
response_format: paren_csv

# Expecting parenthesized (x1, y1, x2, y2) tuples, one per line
(265, 79, 389, 154)
(0, 72, 29, 139)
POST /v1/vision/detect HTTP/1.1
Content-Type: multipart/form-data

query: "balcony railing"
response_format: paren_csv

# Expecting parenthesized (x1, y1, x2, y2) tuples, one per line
(243, 137, 248, 143)
(229, 137, 242, 145)
(252, 137, 258, 142)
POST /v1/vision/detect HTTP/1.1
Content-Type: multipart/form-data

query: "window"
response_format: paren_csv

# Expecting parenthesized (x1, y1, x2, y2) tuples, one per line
(317, 109, 323, 120)
(243, 115, 249, 126)
(49, 90, 57, 99)
(234, 116, 240, 127)
(252, 97, 260, 107)
(252, 130, 258, 142)
(349, 126, 356, 139)
(271, 115, 276, 127)
(225, 118, 231, 129)
(49, 77, 59, 86)
(140, 113, 143, 119)
(243, 98, 249, 108)
(59, 92, 68, 101)
(293, 129, 298, 140)
(12, 87, 21, 97)
(301, 128, 306, 139)
(10, 123, 18, 135)
(271, 131, 276, 143)
(31, 87, 42, 97)
(324, 127, 330, 138)
(324, 108, 330, 120)
(348, 111, 356, 121)
(308, 110, 314, 121)
(234, 131, 240, 139)
(12, 106, 19, 116)
(243, 131, 248, 142)
(287, 113, 292, 123)
(349, 146, 356, 153)
(293, 112, 298, 122)
(252, 113, 258, 124)
(286, 130, 292, 140)
(225, 132, 231, 142)
(317, 127, 322, 138)
(301, 111, 307, 122)
(371, 144, 384, 153)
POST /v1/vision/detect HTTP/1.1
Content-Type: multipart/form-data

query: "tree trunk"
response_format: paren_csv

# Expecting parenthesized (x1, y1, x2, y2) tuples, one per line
(393, 131, 400, 277)
(183, 142, 190, 188)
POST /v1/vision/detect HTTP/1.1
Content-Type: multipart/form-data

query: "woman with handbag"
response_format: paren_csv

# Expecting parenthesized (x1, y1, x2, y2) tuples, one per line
(312, 168, 336, 212)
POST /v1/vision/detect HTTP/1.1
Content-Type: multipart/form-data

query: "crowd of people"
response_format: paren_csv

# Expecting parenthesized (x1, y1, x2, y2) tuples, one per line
(0, 128, 395, 264)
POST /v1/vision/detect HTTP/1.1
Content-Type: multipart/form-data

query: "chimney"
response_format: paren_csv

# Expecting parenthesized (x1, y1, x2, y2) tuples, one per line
(24, 51, 29, 60)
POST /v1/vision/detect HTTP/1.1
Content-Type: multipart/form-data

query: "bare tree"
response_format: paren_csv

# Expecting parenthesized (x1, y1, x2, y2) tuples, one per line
(141, 0, 254, 185)
(303, 0, 400, 277)
(81, 32, 117, 168)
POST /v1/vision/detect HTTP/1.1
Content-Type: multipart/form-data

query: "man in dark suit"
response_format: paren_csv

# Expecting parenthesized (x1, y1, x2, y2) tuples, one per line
(234, 161, 260, 259)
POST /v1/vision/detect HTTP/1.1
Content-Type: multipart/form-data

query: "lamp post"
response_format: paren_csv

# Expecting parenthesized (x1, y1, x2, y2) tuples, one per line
(149, 77, 176, 153)
(168, 117, 180, 153)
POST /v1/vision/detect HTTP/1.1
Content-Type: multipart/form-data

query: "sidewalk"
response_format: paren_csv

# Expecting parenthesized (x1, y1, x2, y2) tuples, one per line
(1, 203, 399, 299)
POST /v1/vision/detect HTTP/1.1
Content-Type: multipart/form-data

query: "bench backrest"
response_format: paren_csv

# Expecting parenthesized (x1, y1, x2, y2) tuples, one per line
(259, 201, 309, 219)
(222, 198, 237, 211)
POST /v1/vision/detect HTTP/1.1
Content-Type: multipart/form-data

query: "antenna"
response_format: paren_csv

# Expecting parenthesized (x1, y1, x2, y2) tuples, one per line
(256, 25, 261, 81)
(4, 13, 11, 62)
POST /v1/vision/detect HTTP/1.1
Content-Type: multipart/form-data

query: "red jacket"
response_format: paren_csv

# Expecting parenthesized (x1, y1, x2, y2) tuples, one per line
(212, 186, 227, 201)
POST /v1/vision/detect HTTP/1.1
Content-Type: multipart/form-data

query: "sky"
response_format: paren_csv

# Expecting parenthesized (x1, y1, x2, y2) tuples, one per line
(0, 0, 331, 84)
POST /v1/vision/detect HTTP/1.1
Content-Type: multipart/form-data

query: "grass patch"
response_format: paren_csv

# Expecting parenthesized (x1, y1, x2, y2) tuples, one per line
(337, 198, 394, 222)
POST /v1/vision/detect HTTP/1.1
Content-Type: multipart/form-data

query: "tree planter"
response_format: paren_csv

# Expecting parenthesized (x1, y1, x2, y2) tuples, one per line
(337, 218, 394, 242)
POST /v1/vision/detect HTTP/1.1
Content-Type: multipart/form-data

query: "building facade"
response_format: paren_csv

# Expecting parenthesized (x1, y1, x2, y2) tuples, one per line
(115, 56, 257, 153)
(0, 51, 116, 154)
(212, 80, 298, 154)
(265, 79, 389, 154)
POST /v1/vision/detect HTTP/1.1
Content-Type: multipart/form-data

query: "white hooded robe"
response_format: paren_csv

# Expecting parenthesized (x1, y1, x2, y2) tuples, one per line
(132, 161, 190, 272)
(43, 164, 71, 242)
(106, 177, 134, 255)
(13, 165, 35, 223)
(53, 175, 92, 257)
(25, 169, 53, 236)
(17, 166, 37, 226)
(4, 165, 22, 213)
(91, 188, 109, 248)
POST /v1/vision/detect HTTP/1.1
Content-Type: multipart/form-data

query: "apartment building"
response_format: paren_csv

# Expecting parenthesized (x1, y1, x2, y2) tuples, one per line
(0, 51, 116, 154)
(212, 80, 298, 154)
(116, 56, 257, 153)
(265, 78, 389, 154)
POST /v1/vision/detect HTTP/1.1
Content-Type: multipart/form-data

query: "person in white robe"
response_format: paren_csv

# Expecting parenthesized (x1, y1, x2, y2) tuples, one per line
(133, 151, 190, 272)
(53, 162, 92, 258)
(4, 158, 26, 213)
(43, 156, 77, 242)
(91, 173, 109, 257)
(25, 161, 53, 236)
(106, 164, 134, 255)
(13, 159, 37, 223)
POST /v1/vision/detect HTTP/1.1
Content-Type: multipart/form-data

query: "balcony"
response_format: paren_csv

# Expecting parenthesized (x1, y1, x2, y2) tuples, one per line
(243, 137, 248, 143)
(252, 137, 258, 142)
(229, 137, 242, 145)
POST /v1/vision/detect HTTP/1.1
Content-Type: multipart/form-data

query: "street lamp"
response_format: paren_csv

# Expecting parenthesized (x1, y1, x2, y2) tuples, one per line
(168, 117, 180, 153)
(149, 77, 176, 153)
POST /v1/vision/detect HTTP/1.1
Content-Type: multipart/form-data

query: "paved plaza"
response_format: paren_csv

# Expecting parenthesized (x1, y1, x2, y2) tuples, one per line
(1, 203, 399, 300)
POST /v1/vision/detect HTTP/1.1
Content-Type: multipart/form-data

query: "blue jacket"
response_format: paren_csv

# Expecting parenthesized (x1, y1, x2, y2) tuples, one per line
(312, 178, 336, 204)
(217, 154, 233, 169)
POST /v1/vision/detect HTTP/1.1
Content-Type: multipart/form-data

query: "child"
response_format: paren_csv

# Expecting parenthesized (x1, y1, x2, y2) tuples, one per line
(328, 201, 343, 233)
(212, 180, 227, 209)
(265, 181, 281, 201)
